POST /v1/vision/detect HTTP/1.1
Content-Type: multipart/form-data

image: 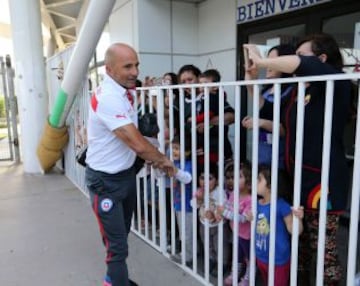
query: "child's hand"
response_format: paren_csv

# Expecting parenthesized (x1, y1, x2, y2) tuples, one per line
(215, 205, 224, 221)
(196, 122, 205, 133)
(195, 189, 204, 200)
(216, 205, 224, 215)
(196, 148, 204, 156)
(204, 210, 215, 221)
(291, 206, 304, 219)
(214, 212, 223, 222)
(245, 210, 254, 221)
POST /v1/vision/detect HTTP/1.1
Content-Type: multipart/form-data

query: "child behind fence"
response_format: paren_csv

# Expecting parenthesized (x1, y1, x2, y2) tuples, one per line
(192, 163, 230, 276)
(251, 165, 304, 286)
(218, 161, 252, 286)
(168, 134, 194, 267)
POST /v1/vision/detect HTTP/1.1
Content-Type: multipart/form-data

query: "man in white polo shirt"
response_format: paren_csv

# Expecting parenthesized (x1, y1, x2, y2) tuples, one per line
(85, 43, 175, 286)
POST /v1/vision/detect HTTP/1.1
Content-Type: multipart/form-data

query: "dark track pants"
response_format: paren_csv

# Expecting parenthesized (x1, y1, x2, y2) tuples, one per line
(86, 166, 136, 286)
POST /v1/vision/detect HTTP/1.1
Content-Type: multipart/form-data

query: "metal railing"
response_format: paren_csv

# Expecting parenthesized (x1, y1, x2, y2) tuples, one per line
(47, 46, 360, 285)
(0, 55, 20, 163)
(132, 73, 360, 286)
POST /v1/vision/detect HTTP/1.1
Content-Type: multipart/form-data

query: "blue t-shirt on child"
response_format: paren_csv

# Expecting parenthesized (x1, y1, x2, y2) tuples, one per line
(255, 198, 292, 265)
(173, 160, 193, 212)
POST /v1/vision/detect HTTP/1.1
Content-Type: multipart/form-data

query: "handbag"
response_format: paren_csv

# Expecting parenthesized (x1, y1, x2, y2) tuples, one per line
(76, 146, 87, 167)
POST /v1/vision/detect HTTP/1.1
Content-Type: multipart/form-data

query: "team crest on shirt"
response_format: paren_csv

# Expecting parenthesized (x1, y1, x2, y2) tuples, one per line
(101, 198, 113, 212)
(304, 94, 311, 106)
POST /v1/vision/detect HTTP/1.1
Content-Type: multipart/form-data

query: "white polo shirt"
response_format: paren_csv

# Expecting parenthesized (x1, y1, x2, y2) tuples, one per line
(86, 74, 137, 173)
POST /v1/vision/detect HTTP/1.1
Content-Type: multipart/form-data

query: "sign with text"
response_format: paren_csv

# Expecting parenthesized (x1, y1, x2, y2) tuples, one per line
(237, 0, 331, 24)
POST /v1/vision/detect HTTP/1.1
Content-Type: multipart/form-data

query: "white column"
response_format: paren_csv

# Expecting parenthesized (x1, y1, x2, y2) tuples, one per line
(9, 0, 48, 173)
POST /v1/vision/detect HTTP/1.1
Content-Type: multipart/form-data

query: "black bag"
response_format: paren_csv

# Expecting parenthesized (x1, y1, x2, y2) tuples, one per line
(76, 146, 87, 167)
(138, 113, 159, 137)
(133, 113, 159, 172)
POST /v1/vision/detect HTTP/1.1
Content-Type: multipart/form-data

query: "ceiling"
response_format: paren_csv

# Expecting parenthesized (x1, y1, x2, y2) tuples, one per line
(40, 0, 207, 50)
(40, 0, 89, 50)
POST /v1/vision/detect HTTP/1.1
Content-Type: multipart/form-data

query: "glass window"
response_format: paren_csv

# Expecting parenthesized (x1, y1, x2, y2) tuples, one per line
(248, 24, 306, 47)
(323, 12, 360, 74)
(323, 12, 360, 48)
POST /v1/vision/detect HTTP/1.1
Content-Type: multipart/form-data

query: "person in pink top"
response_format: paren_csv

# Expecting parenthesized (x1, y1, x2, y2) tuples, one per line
(218, 161, 252, 286)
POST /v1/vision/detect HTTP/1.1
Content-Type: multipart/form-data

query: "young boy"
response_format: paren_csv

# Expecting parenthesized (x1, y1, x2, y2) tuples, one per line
(168, 134, 193, 267)
(194, 69, 235, 164)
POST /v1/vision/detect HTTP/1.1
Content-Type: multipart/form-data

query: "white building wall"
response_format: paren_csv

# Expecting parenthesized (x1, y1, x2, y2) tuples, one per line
(107, 0, 237, 83)
(137, 0, 172, 78)
(137, 0, 199, 79)
(198, 0, 237, 82)
(108, 0, 137, 48)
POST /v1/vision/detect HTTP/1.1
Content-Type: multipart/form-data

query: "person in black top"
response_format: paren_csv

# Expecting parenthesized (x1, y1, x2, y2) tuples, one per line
(177, 64, 202, 123)
(244, 33, 352, 285)
(194, 69, 235, 164)
(242, 44, 296, 169)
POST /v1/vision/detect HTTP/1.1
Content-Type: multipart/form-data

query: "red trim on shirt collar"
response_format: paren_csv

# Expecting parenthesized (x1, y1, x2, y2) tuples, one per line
(91, 92, 98, 112)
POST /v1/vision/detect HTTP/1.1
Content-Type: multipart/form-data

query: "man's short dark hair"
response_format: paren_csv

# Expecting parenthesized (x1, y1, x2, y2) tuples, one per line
(177, 64, 201, 79)
(200, 69, 221, 82)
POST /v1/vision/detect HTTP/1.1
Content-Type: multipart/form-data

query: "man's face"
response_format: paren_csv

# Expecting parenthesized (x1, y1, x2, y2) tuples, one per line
(107, 49, 139, 89)
(199, 76, 218, 94)
(179, 70, 199, 95)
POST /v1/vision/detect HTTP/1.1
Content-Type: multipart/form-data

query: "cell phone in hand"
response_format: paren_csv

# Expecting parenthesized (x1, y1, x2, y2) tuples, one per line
(243, 47, 250, 69)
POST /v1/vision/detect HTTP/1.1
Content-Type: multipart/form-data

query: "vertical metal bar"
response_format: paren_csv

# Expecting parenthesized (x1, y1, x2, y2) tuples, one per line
(233, 85, 241, 285)
(150, 166, 156, 242)
(168, 88, 176, 255)
(268, 83, 280, 286)
(190, 86, 198, 272)
(144, 175, 149, 239)
(0, 56, 13, 161)
(156, 87, 166, 253)
(290, 82, 306, 285)
(250, 84, 260, 286)
(179, 88, 186, 265)
(180, 88, 187, 265)
(140, 90, 145, 115)
(217, 85, 225, 285)
(149, 91, 154, 113)
(204, 85, 210, 282)
(136, 174, 142, 232)
(0, 57, 13, 160)
(346, 82, 360, 286)
(316, 80, 334, 286)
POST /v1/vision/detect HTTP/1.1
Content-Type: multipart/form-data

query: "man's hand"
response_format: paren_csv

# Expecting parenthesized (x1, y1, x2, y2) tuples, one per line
(153, 156, 176, 177)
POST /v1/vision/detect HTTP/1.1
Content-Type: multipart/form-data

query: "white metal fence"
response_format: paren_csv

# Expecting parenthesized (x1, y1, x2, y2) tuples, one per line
(47, 48, 360, 285)
(46, 46, 89, 195)
(132, 74, 360, 286)
(0, 55, 20, 163)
